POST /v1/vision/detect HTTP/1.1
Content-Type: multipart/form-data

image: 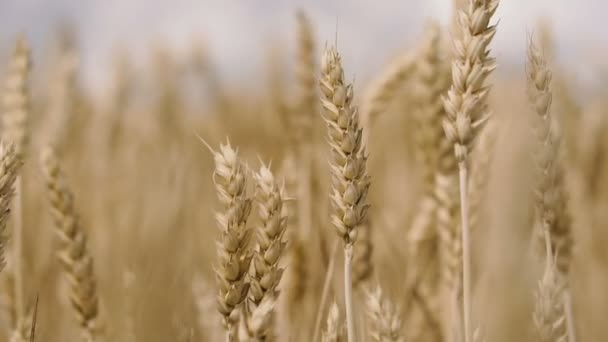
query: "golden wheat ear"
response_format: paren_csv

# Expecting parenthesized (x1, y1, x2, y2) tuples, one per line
(244, 162, 288, 340)
(207, 139, 253, 341)
(320, 45, 372, 342)
(40, 147, 101, 341)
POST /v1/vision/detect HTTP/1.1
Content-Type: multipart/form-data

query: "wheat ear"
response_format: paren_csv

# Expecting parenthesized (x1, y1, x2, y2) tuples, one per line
(443, 2, 499, 341)
(527, 39, 573, 278)
(40, 147, 100, 341)
(246, 163, 288, 340)
(527, 39, 575, 342)
(2, 36, 31, 324)
(366, 286, 404, 342)
(206, 139, 253, 341)
(320, 45, 371, 342)
(408, 22, 451, 337)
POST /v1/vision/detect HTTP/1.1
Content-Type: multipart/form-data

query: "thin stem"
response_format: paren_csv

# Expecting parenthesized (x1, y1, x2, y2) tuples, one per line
(13, 175, 24, 320)
(344, 244, 355, 342)
(543, 223, 553, 260)
(312, 240, 339, 342)
(564, 290, 577, 342)
(458, 162, 472, 342)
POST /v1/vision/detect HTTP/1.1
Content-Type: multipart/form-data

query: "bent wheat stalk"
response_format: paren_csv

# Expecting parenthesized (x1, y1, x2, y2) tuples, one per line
(320, 46, 371, 342)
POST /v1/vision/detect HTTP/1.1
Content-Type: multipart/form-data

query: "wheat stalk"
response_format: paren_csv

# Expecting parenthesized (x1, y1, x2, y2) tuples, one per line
(40, 147, 100, 341)
(443, 2, 499, 341)
(205, 139, 253, 341)
(365, 286, 404, 342)
(320, 45, 371, 342)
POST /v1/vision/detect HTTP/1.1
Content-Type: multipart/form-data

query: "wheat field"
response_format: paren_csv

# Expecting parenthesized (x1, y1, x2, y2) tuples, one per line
(0, 0, 606, 341)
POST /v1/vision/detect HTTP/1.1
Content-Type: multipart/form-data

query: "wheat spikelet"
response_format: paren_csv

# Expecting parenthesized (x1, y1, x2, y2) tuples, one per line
(527, 40, 573, 276)
(322, 302, 344, 342)
(207, 139, 253, 340)
(245, 163, 288, 340)
(320, 45, 371, 342)
(365, 286, 404, 342)
(0, 143, 20, 274)
(40, 147, 100, 341)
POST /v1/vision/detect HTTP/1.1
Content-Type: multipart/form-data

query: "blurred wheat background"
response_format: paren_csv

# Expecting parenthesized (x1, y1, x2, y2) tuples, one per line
(0, 0, 606, 341)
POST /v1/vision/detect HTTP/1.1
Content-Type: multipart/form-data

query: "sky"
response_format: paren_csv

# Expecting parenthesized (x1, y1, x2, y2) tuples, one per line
(0, 0, 606, 90)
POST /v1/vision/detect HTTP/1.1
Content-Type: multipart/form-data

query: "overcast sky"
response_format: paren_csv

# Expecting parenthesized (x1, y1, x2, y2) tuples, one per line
(0, 0, 606, 90)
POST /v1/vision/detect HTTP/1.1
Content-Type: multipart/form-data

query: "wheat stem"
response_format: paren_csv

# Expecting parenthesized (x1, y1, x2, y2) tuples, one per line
(458, 162, 472, 342)
(344, 244, 355, 342)
(313, 240, 339, 342)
